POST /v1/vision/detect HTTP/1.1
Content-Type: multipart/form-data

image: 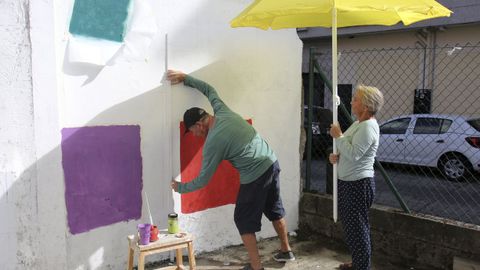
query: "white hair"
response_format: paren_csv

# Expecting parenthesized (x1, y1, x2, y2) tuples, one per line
(356, 84, 384, 115)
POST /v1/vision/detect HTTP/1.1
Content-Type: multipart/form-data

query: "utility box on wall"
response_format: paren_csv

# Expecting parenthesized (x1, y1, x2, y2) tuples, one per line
(414, 89, 432, 114)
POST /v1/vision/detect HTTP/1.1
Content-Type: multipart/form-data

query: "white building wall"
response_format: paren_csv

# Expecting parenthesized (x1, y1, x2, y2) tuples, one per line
(301, 25, 480, 121)
(0, 0, 40, 268)
(1, 0, 303, 269)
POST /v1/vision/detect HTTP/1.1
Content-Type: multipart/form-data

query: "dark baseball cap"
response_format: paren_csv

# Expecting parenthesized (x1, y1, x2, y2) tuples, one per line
(183, 107, 207, 132)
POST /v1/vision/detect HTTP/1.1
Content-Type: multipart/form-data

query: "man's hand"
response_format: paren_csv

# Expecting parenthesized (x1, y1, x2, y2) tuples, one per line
(167, 70, 186, 85)
(170, 180, 180, 192)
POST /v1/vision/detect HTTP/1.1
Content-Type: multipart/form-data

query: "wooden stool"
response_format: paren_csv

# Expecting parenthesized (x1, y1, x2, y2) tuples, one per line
(127, 231, 196, 270)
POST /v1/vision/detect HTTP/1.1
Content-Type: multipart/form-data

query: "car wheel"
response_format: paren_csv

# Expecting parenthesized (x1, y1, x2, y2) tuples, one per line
(438, 153, 472, 181)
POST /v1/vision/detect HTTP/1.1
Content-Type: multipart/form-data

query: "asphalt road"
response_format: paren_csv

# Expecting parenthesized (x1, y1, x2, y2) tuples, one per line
(302, 157, 480, 225)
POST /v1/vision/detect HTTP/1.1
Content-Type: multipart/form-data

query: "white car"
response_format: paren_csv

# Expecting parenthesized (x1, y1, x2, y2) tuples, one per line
(377, 114, 480, 180)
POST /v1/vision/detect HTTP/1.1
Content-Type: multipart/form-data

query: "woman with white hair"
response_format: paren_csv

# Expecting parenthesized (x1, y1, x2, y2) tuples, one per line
(329, 85, 384, 270)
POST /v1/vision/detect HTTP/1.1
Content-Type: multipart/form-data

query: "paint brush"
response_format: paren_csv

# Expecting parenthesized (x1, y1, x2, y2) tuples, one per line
(144, 191, 154, 225)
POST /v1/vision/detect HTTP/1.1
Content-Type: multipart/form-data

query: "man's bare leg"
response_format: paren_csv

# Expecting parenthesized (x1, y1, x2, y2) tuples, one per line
(241, 233, 263, 270)
(273, 218, 291, 252)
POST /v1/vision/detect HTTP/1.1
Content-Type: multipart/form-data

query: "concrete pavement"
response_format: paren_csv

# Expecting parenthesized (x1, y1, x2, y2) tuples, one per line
(143, 236, 408, 270)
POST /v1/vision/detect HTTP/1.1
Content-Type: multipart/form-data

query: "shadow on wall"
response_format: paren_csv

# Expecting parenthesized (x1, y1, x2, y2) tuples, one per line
(1, 83, 184, 269)
(62, 47, 104, 86)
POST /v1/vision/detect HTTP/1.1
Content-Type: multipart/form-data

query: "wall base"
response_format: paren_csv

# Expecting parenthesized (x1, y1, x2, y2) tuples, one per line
(299, 193, 480, 270)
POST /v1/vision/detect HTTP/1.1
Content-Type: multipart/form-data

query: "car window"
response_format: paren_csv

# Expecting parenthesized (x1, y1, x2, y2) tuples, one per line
(380, 118, 410, 134)
(440, 120, 452, 133)
(467, 119, 480, 132)
(413, 118, 444, 134)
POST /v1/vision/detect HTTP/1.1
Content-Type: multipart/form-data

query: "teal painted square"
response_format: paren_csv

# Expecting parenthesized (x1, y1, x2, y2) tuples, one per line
(69, 0, 131, 42)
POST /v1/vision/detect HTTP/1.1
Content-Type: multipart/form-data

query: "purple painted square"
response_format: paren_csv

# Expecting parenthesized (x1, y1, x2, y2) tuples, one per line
(61, 125, 142, 234)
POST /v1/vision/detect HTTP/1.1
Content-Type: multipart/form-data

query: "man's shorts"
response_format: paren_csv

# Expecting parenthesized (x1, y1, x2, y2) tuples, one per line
(234, 161, 286, 235)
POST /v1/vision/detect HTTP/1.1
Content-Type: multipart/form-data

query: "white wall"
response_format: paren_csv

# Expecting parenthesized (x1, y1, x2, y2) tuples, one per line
(0, 0, 41, 268)
(1, 0, 303, 269)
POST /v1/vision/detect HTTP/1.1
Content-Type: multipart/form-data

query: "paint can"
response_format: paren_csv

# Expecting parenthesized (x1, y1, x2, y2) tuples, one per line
(168, 213, 179, 234)
(150, 225, 159, 242)
(137, 223, 151, 245)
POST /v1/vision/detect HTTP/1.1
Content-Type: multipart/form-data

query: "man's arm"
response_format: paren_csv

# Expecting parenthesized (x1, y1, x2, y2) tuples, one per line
(171, 144, 224, 193)
(167, 70, 229, 114)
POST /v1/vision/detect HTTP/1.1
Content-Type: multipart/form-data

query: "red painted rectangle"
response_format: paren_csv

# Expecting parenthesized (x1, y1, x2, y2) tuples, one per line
(179, 120, 252, 213)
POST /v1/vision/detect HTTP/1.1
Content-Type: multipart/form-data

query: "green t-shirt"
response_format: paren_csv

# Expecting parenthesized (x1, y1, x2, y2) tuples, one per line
(336, 119, 379, 181)
(177, 75, 277, 193)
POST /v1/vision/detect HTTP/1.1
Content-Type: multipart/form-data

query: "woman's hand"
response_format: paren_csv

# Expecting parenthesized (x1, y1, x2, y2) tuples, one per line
(329, 153, 339, 164)
(329, 123, 343, 138)
(167, 70, 186, 85)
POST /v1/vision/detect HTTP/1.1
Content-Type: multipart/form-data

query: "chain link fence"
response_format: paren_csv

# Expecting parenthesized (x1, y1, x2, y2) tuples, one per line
(302, 42, 480, 226)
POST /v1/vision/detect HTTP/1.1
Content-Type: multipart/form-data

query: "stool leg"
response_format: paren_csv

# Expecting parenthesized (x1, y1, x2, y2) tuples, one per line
(187, 241, 196, 270)
(127, 247, 134, 270)
(138, 252, 145, 270)
(176, 248, 183, 269)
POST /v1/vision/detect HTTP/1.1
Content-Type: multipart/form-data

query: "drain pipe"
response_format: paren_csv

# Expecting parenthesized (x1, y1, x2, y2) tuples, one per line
(431, 28, 437, 91)
(415, 30, 428, 90)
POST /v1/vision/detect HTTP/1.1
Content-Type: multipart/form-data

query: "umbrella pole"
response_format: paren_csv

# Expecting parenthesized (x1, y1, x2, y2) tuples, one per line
(332, 5, 339, 223)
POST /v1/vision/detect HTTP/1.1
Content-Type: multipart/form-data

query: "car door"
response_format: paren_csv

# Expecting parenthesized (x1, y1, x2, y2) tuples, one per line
(404, 117, 452, 166)
(378, 117, 411, 163)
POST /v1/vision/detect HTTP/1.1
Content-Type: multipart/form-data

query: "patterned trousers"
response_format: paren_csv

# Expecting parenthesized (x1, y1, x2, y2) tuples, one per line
(338, 177, 375, 270)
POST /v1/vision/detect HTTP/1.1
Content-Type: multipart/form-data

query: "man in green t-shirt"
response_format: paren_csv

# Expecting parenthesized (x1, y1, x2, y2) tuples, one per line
(168, 70, 295, 270)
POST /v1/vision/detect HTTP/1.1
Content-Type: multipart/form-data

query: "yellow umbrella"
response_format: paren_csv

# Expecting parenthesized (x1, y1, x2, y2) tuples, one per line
(231, 0, 452, 222)
(231, 0, 452, 29)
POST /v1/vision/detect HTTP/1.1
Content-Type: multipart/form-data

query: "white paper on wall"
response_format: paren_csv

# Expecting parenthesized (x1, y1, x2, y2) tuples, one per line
(67, 36, 122, 66)
(66, 0, 157, 66)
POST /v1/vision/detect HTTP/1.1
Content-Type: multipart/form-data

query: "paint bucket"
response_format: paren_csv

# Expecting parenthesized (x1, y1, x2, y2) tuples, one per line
(137, 223, 151, 245)
(168, 213, 179, 234)
(150, 225, 159, 242)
